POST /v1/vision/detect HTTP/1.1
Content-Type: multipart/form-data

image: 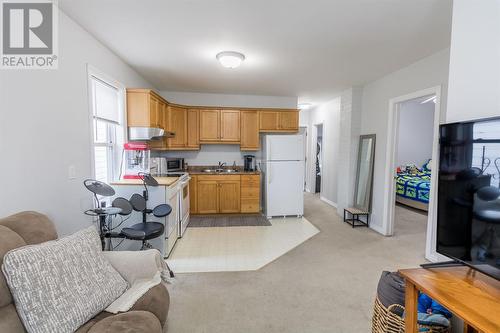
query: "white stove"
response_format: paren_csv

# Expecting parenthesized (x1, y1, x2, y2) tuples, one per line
(157, 172, 190, 239)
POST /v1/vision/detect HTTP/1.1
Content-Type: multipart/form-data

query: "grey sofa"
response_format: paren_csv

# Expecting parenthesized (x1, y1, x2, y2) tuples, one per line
(0, 211, 170, 333)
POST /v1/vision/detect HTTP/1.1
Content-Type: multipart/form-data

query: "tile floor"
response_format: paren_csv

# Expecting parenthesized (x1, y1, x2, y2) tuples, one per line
(166, 217, 320, 273)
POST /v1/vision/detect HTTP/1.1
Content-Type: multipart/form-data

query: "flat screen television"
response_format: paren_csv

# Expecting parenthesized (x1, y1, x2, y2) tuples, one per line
(438, 117, 500, 280)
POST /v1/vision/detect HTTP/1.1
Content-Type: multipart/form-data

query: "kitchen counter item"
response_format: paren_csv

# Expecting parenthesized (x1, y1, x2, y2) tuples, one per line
(121, 143, 150, 179)
(244, 155, 256, 171)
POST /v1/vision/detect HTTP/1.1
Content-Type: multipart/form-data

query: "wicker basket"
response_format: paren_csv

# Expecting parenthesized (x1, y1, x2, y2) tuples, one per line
(372, 297, 451, 333)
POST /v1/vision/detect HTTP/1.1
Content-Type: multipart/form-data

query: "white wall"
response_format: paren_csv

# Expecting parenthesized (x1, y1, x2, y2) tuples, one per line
(0, 11, 154, 236)
(336, 87, 363, 215)
(160, 91, 297, 109)
(446, 0, 500, 123)
(359, 49, 450, 234)
(304, 98, 341, 205)
(397, 100, 435, 166)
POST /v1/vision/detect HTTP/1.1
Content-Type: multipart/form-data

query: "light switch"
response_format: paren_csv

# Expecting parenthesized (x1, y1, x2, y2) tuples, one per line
(68, 165, 77, 179)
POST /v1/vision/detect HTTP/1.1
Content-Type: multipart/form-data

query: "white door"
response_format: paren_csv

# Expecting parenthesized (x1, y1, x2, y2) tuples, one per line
(266, 135, 304, 161)
(266, 161, 304, 217)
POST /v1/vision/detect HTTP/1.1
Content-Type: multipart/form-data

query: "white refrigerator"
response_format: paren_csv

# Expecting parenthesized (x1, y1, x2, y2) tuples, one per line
(261, 133, 305, 218)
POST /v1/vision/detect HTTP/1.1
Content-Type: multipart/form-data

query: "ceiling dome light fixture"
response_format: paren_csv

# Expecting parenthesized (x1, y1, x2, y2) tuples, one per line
(216, 51, 245, 69)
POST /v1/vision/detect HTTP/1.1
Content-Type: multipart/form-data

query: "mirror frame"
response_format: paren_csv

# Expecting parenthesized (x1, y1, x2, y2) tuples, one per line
(353, 134, 376, 212)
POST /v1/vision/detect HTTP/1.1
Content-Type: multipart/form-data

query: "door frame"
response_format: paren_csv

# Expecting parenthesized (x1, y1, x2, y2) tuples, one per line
(310, 122, 324, 194)
(383, 85, 447, 262)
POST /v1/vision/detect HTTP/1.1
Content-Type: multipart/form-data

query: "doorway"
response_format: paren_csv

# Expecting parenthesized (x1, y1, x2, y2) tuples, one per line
(383, 86, 445, 262)
(313, 124, 323, 194)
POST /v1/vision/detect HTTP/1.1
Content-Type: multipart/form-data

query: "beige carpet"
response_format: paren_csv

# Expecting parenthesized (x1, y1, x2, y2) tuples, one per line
(164, 194, 427, 333)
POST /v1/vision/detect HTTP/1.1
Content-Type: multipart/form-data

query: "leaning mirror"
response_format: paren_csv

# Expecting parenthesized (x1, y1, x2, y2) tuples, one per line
(353, 134, 376, 212)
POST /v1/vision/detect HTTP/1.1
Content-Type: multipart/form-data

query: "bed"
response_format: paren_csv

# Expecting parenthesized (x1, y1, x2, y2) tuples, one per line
(395, 169, 431, 212)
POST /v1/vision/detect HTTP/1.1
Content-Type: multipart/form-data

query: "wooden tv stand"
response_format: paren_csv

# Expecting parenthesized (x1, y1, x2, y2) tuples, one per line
(399, 267, 500, 333)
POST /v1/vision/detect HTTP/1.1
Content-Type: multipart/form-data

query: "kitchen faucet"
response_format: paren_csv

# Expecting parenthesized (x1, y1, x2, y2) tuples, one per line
(218, 161, 226, 169)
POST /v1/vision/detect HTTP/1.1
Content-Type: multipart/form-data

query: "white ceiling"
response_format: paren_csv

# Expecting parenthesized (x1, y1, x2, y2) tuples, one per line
(59, 0, 452, 104)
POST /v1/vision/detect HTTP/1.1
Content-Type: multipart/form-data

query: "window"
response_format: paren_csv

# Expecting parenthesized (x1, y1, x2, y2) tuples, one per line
(88, 71, 125, 184)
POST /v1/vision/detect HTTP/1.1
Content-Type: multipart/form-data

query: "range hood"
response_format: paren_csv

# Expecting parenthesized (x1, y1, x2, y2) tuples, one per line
(128, 127, 175, 141)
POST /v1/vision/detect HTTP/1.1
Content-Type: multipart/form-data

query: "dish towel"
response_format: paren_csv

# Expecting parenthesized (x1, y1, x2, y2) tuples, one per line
(103, 249, 168, 314)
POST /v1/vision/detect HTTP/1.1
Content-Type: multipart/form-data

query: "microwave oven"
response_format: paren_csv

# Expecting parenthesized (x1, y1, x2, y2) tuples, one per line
(150, 157, 185, 175)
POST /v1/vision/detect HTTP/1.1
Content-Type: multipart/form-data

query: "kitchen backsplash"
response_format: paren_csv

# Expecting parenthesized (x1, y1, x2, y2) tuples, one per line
(153, 145, 262, 166)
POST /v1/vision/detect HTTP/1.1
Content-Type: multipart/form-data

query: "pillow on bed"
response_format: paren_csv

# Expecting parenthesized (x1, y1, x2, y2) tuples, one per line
(422, 159, 432, 172)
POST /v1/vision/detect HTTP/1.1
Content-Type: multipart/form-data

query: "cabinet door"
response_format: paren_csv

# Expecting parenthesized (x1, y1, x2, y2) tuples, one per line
(127, 90, 150, 127)
(199, 110, 220, 141)
(186, 109, 200, 149)
(167, 106, 187, 148)
(149, 95, 161, 128)
(240, 111, 259, 150)
(279, 111, 299, 131)
(220, 110, 240, 142)
(218, 180, 241, 213)
(189, 175, 197, 214)
(148, 101, 168, 149)
(259, 111, 279, 131)
(240, 175, 260, 213)
(197, 180, 219, 214)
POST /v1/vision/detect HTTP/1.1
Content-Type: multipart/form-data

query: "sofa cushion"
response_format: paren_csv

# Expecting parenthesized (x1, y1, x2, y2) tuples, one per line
(129, 283, 170, 327)
(87, 311, 162, 333)
(1, 226, 128, 333)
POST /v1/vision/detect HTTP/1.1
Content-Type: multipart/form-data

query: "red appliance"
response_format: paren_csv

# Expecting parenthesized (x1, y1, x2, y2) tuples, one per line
(122, 142, 150, 179)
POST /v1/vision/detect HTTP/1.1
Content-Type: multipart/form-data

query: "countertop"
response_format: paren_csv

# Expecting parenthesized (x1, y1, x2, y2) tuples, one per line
(187, 166, 260, 175)
(111, 177, 180, 186)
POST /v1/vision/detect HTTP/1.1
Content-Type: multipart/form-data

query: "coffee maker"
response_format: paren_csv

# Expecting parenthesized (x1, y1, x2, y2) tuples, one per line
(244, 155, 256, 172)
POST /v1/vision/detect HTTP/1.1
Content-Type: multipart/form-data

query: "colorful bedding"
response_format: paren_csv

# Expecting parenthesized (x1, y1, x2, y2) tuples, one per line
(396, 171, 431, 204)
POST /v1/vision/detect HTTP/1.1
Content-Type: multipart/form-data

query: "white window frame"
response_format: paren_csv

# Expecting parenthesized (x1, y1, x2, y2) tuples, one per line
(87, 65, 127, 183)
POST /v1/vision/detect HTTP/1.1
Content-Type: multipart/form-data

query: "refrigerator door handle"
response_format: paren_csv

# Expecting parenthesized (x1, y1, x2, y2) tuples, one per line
(269, 163, 272, 184)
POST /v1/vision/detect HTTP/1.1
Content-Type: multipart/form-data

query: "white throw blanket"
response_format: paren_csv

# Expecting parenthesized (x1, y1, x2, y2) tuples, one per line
(102, 249, 168, 314)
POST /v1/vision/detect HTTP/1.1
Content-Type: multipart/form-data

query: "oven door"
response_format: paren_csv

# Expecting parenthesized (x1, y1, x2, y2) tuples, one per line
(178, 176, 191, 237)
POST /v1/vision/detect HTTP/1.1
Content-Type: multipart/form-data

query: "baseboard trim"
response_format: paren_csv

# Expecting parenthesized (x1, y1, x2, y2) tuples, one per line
(369, 223, 388, 236)
(320, 196, 337, 208)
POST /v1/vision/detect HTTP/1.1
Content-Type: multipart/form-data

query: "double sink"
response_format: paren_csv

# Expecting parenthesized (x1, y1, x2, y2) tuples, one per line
(201, 168, 239, 173)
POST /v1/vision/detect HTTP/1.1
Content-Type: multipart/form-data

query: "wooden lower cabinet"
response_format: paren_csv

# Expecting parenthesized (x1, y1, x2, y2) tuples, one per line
(219, 180, 241, 213)
(196, 179, 219, 214)
(191, 174, 260, 214)
(240, 175, 260, 213)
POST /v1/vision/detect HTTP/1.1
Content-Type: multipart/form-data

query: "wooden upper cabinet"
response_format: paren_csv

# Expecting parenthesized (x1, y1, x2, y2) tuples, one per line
(186, 109, 200, 149)
(240, 111, 259, 150)
(259, 110, 299, 132)
(166, 106, 188, 148)
(259, 111, 280, 131)
(220, 110, 240, 142)
(150, 96, 161, 128)
(148, 102, 168, 149)
(279, 111, 299, 130)
(199, 110, 220, 142)
(127, 89, 164, 128)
